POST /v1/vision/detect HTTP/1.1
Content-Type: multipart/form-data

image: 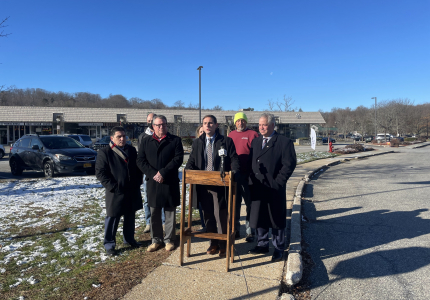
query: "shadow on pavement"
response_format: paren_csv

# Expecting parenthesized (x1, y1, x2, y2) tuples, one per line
(303, 194, 430, 289)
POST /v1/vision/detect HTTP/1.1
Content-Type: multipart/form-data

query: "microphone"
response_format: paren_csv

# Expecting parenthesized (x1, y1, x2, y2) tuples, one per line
(218, 146, 227, 180)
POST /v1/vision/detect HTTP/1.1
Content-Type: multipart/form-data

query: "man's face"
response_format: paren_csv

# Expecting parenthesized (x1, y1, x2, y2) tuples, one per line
(259, 117, 275, 137)
(147, 113, 154, 127)
(202, 117, 218, 137)
(153, 118, 168, 138)
(111, 131, 126, 147)
(235, 119, 247, 132)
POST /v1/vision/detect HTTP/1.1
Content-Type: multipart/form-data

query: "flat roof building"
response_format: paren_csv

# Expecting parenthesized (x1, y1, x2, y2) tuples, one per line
(0, 106, 326, 145)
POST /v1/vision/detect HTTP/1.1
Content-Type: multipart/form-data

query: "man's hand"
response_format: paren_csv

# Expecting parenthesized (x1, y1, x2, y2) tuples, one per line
(153, 171, 164, 183)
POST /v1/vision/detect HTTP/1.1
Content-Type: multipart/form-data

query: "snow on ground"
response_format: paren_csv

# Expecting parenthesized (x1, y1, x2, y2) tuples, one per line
(0, 154, 329, 289)
(0, 175, 191, 289)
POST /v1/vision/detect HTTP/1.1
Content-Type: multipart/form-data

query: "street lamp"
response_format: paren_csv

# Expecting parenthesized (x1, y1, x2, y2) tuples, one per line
(371, 97, 377, 137)
(197, 66, 203, 122)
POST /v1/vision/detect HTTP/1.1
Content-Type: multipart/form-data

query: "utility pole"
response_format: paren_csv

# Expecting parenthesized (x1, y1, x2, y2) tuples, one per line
(372, 97, 377, 137)
(197, 66, 203, 123)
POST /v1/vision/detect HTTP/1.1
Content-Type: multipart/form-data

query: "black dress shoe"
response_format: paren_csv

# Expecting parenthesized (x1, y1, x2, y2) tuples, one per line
(124, 241, 143, 248)
(248, 246, 269, 255)
(106, 249, 118, 256)
(245, 234, 254, 243)
(271, 249, 283, 262)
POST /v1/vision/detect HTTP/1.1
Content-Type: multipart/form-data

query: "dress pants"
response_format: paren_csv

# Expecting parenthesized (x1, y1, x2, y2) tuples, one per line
(150, 206, 176, 244)
(234, 174, 255, 236)
(256, 227, 286, 251)
(104, 212, 135, 251)
(143, 175, 165, 225)
(198, 186, 227, 249)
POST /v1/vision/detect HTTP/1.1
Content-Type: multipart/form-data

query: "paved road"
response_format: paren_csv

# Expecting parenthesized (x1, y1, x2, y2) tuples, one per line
(302, 146, 430, 299)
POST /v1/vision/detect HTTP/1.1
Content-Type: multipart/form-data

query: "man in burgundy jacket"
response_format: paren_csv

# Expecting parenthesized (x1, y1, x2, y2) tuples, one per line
(228, 112, 258, 242)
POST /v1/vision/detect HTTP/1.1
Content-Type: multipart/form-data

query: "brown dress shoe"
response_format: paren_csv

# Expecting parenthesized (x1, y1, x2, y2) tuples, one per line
(219, 249, 226, 258)
(206, 245, 220, 255)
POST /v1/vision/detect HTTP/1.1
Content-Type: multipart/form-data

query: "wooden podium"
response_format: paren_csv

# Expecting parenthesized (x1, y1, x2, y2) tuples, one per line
(179, 169, 237, 272)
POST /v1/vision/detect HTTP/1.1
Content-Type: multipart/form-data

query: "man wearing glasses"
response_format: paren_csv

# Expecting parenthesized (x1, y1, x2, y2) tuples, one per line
(137, 115, 184, 252)
(138, 112, 165, 234)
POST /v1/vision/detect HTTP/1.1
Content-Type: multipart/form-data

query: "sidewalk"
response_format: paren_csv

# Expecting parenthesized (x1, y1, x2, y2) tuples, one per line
(122, 146, 422, 300)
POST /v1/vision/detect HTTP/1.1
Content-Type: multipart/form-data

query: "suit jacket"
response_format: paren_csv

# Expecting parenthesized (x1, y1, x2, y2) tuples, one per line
(95, 144, 143, 217)
(185, 129, 240, 208)
(137, 133, 184, 208)
(249, 132, 296, 229)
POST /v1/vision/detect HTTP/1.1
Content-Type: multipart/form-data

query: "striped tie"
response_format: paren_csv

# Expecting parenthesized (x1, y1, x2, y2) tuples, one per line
(262, 138, 268, 149)
(206, 141, 213, 171)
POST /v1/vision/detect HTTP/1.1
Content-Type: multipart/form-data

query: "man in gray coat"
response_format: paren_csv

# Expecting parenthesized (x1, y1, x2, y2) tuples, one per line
(96, 126, 143, 256)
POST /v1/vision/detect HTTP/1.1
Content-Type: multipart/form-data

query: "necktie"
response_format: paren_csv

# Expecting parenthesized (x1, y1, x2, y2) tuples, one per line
(206, 141, 213, 171)
(262, 138, 268, 149)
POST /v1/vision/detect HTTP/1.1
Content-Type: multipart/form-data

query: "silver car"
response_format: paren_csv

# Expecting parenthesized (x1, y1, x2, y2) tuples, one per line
(64, 134, 94, 148)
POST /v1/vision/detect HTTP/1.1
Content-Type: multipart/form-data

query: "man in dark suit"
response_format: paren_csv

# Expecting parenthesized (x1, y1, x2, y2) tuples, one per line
(248, 113, 297, 262)
(95, 126, 143, 256)
(137, 115, 184, 252)
(185, 115, 240, 258)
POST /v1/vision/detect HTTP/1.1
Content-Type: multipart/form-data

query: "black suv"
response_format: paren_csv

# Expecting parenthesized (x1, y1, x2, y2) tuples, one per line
(9, 134, 97, 177)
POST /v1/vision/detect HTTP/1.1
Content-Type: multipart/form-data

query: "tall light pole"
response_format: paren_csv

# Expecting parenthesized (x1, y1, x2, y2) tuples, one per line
(372, 97, 377, 137)
(197, 66, 203, 123)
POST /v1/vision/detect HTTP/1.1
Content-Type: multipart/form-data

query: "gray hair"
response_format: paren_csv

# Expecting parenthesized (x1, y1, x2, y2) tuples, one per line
(153, 115, 167, 124)
(259, 113, 276, 125)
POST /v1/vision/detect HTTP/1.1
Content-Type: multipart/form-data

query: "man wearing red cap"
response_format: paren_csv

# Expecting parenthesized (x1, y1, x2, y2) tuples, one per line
(228, 112, 258, 242)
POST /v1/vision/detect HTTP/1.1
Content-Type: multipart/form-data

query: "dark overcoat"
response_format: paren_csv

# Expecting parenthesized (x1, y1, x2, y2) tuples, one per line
(137, 133, 184, 208)
(95, 145, 143, 217)
(249, 132, 297, 229)
(185, 130, 240, 208)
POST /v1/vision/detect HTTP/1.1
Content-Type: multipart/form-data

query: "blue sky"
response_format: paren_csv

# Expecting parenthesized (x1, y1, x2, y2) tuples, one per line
(1, 0, 429, 112)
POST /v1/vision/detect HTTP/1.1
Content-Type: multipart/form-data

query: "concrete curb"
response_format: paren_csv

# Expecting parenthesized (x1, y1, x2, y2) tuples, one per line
(284, 149, 398, 286)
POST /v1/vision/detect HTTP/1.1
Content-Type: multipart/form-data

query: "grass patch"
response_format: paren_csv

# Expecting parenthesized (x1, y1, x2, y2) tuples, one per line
(0, 176, 201, 299)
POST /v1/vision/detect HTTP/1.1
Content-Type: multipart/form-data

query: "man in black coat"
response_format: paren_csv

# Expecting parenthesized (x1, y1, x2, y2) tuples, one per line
(185, 115, 240, 257)
(137, 115, 184, 252)
(248, 113, 297, 262)
(137, 112, 165, 233)
(95, 126, 143, 256)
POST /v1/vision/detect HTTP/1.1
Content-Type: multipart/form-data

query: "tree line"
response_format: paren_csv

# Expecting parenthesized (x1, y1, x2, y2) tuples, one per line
(320, 99, 430, 137)
(0, 87, 224, 110)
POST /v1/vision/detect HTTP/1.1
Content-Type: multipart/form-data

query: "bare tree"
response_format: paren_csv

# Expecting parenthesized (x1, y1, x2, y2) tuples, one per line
(0, 17, 10, 38)
(173, 100, 185, 109)
(266, 95, 296, 111)
(267, 99, 275, 111)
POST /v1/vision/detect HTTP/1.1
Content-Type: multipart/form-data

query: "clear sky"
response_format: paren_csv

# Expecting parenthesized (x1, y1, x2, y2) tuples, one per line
(1, 0, 429, 112)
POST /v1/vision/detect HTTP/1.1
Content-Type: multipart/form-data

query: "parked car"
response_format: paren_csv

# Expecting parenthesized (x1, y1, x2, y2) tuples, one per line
(376, 134, 391, 141)
(9, 134, 97, 177)
(0, 144, 5, 159)
(93, 135, 132, 151)
(391, 137, 404, 142)
(364, 135, 374, 142)
(92, 136, 110, 151)
(63, 134, 93, 148)
(321, 137, 336, 143)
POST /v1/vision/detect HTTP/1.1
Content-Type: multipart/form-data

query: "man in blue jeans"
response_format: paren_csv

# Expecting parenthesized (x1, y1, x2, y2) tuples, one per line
(138, 112, 165, 233)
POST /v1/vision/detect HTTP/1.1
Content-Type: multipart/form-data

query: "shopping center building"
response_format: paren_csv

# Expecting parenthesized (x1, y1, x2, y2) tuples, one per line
(0, 106, 326, 145)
